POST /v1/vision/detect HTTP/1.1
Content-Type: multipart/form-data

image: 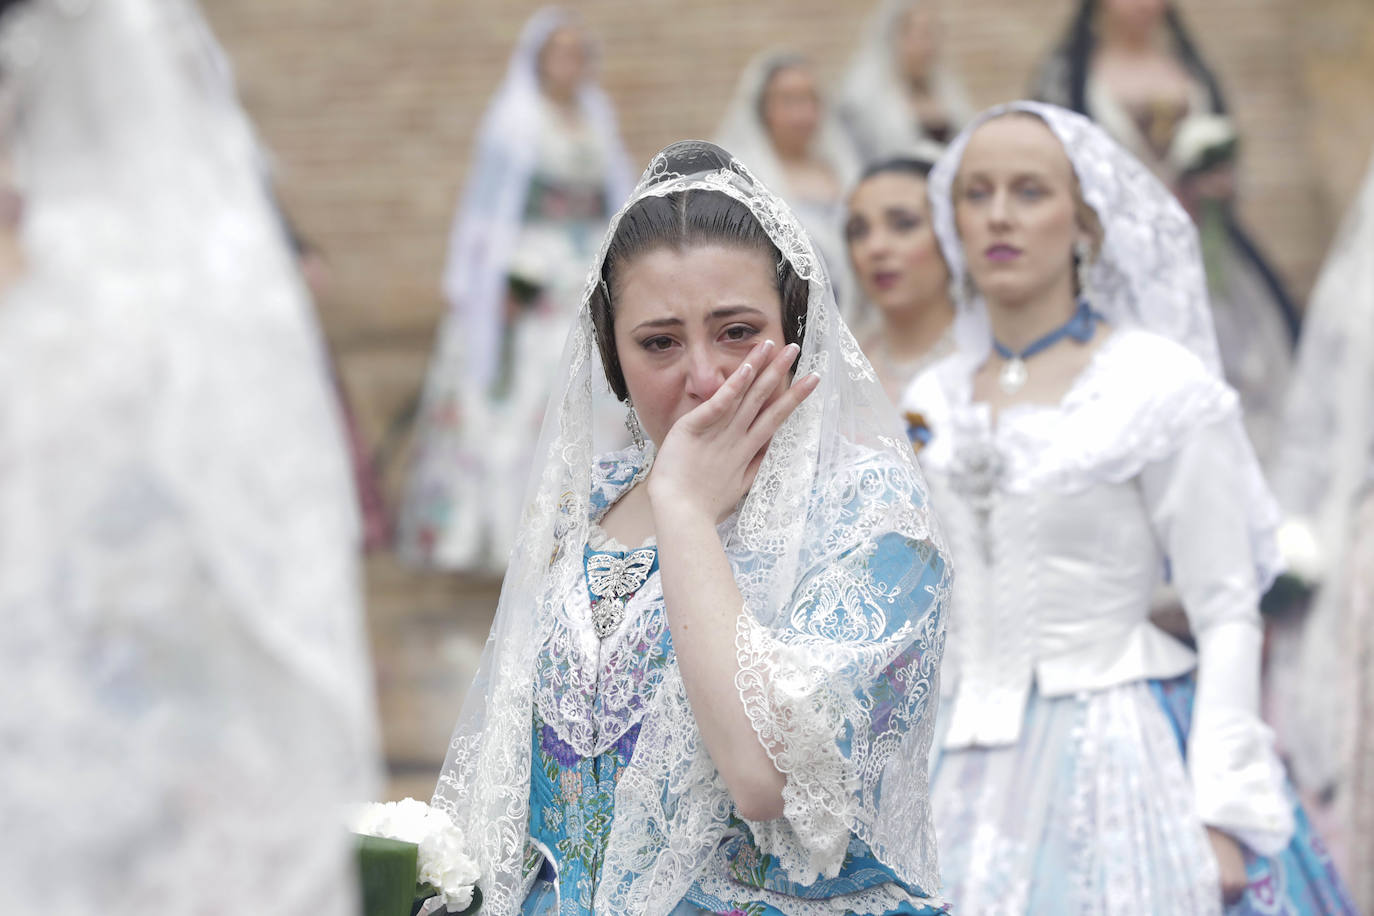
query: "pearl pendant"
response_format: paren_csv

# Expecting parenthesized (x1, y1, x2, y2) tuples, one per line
(999, 357, 1028, 394)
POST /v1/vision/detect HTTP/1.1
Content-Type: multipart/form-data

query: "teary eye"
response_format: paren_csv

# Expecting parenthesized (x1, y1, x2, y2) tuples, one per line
(641, 335, 674, 352)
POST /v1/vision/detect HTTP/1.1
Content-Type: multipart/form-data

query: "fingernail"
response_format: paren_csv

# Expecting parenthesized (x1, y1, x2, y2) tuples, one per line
(761, 339, 776, 353)
(741, 362, 754, 375)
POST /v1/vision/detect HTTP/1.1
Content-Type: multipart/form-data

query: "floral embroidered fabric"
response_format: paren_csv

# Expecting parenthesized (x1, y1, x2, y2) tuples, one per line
(521, 454, 947, 916)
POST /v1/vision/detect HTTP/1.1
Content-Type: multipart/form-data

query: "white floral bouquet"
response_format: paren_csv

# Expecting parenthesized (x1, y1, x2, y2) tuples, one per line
(505, 234, 559, 307)
(352, 798, 481, 915)
(1261, 518, 1323, 619)
(1167, 114, 1239, 178)
(1276, 517, 1325, 585)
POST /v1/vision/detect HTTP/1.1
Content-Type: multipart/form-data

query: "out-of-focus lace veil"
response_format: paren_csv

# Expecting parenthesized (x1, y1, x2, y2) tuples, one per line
(1268, 154, 1374, 793)
(0, 1, 380, 912)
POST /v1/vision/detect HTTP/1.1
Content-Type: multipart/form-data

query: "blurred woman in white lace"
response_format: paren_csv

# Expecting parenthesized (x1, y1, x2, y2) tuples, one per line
(716, 50, 861, 316)
(844, 156, 956, 405)
(1266, 153, 1374, 911)
(399, 7, 633, 574)
(836, 0, 974, 164)
(0, 1, 380, 912)
(430, 140, 952, 916)
(903, 101, 1352, 914)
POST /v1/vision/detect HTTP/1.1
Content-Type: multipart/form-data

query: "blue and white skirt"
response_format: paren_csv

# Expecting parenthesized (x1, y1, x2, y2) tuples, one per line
(930, 675, 1354, 915)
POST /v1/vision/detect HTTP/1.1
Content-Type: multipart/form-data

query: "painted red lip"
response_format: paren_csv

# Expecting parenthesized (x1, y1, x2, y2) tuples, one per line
(985, 244, 1022, 262)
(871, 270, 902, 290)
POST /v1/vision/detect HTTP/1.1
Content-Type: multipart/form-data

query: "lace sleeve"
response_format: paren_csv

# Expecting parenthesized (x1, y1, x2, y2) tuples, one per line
(734, 526, 948, 887)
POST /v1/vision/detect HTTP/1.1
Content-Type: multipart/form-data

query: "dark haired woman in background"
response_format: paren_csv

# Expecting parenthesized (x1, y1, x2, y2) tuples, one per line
(1032, 0, 1299, 469)
(845, 157, 956, 404)
(431, 141, 951, 915)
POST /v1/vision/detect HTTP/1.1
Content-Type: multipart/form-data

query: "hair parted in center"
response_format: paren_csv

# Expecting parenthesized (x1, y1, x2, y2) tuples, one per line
(590, 140, 810, 402)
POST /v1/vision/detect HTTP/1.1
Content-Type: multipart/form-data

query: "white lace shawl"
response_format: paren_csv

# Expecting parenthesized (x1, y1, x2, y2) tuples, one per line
(0, 2, 380, 912)
(432, 144, 952, 916)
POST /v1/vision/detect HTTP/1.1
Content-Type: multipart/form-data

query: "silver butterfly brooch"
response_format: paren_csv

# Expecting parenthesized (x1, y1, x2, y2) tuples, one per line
(586, 548, 657, 638)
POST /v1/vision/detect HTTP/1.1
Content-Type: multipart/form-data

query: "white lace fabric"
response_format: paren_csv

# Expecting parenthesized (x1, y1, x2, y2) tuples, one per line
(1266, 155, 1374, 797)
(534, 457, 671, 759)
(931, 681, 1225, 915)
(0, 2, 380, 913)
(433, 145, 952, 915)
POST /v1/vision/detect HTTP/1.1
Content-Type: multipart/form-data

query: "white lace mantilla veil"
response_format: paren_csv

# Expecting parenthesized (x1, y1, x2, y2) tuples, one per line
(1268, 152, 1374, 793)
(924, 100, 1281, 584)
(836, 0, 974, 162)
(431, 141, 952, 915)
(437, 6, 633, 392)
(0, 1, 379, 912)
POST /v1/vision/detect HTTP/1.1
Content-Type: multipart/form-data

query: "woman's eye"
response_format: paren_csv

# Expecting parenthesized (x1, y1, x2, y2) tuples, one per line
(641, 336, 674, 352)
(1016, 184, 1045, 200)
(890, 212, 922, 232)
(844, 219, 868, 242)
(962, 187, 989, 202)
(722, 325, 757, 342)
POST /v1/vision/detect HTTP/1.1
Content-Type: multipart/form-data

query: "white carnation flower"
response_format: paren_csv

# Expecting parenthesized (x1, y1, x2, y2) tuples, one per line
(1276, 517, 1324, 584)
(351, 798, 480, 912)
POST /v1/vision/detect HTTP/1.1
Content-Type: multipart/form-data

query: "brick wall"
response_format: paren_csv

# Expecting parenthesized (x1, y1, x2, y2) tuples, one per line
(1296, 0, 1374, 215)
(200, 0, 1374, 786)
(202, 0, 1371, 438)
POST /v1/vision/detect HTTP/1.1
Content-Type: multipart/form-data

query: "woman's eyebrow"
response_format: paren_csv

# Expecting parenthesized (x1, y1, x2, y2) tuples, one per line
(961, 168, 1053, 183)
(631, 306, 767, 335)
(631, 316, 683, 333)
(706, 305, 767, 322)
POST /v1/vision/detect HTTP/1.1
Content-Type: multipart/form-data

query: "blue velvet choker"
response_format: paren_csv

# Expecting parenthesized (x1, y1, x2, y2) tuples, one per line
(993, 298, 1104, 394)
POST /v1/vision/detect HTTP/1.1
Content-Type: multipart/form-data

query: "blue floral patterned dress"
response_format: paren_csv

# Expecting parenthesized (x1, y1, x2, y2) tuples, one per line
(520, 456, 948, 915)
